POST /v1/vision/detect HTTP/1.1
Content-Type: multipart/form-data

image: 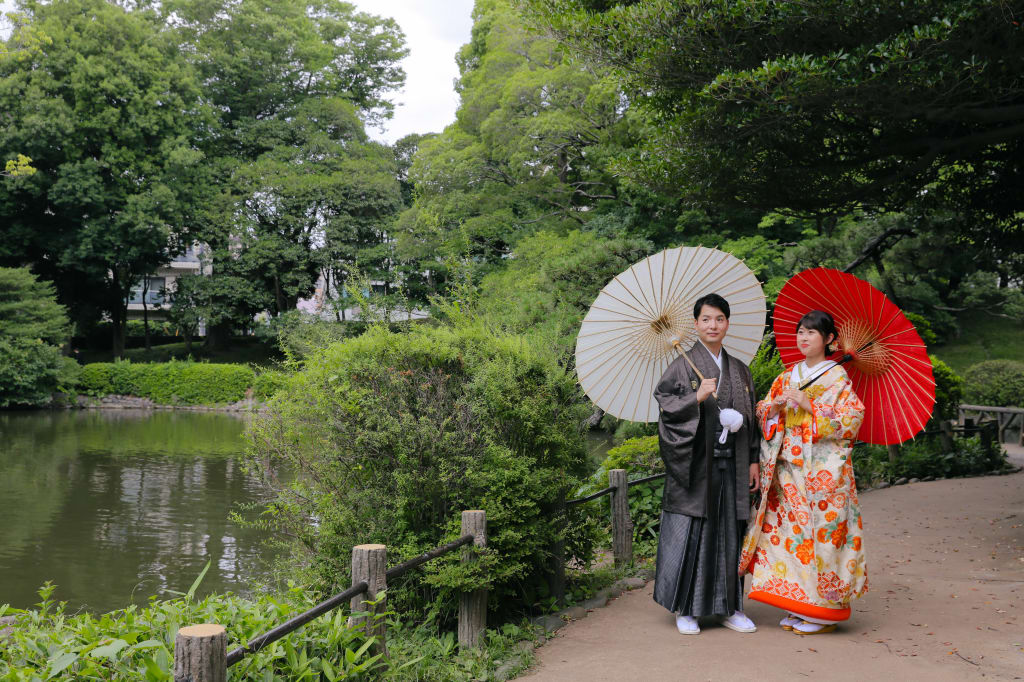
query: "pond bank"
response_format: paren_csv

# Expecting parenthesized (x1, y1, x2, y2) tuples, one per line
(70, 393, 267, 412)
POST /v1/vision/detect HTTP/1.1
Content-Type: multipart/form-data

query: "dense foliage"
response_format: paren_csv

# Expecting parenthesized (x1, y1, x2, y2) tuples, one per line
(962, 360, 1024, 408)
(78, 361, 256, 405)
(245, 323, 594, 619)
(0, 267, 77, 406)
(0, 583, 536, 681)
(524, 1, 1024, 221)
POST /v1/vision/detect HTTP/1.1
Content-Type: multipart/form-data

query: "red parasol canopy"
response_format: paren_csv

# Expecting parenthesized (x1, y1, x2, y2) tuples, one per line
(773, 268, 936, 445)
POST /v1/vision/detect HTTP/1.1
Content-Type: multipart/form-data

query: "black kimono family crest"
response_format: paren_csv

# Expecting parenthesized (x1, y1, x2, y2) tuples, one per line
(652, 342, 758, 618)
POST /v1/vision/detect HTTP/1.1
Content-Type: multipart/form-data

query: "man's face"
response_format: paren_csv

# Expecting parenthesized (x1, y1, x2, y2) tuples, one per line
(695, 304, 729, 347)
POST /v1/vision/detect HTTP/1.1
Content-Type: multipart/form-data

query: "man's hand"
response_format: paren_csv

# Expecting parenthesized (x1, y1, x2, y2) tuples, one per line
(749, 462, 760, 493)
(695, 377, 717, 403)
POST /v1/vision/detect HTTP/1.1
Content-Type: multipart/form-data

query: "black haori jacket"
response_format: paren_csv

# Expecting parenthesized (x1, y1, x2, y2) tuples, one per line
(653, 343, 758, 520)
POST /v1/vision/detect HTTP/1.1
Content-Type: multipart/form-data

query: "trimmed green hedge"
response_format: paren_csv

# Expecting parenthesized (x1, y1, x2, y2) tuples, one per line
(77, 360, 256, 405)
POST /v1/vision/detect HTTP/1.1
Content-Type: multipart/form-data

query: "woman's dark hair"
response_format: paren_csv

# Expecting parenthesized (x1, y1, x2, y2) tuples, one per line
(693, 293, 731, 319)
(796, 309, 838, 354)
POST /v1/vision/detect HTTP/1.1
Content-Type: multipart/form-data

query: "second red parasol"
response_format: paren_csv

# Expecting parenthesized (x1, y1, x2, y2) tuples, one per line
(772, 267, 936, 445)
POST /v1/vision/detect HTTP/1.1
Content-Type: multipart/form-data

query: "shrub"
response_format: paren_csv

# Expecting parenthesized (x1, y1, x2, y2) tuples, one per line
(930, 355, 963, 421)
(963, 359, 1024, 407)
(0, 339, 76, 407)
(852, 434, 1007, 485)
(252, 369, 289, 400)
(0, 267, 74, 407)
(750, 341, 784, 399)
(244, 323, 595, 620)
(76, 360, 255, 405)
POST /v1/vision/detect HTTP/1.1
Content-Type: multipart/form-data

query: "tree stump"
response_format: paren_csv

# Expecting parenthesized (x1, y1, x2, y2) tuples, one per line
(609, 469, 632, 567)
(349, 544, 387, 654)
(458, 510, 487, 649)
(174, 624, 226, 682)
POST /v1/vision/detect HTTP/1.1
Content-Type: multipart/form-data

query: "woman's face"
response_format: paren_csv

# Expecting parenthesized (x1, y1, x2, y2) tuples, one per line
(796, 325, 833, 358)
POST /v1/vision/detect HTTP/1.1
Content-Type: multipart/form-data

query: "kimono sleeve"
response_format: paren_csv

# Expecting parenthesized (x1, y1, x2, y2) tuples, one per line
(653, 360, 700, 488)
(810, 378, 865, 443)
(653, 361, 699, 422)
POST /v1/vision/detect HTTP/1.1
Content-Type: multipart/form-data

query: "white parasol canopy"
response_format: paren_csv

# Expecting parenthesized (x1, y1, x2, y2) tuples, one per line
(575, 246, 767, 423)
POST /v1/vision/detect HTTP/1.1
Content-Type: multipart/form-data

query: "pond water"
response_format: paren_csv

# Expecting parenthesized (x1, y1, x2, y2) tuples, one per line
(0, 410, 276, 614)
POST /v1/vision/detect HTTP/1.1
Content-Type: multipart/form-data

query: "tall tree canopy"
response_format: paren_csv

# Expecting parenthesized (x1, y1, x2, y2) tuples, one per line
(524, 0, 1024, 223)
(164, 0, 407, 337)
(0, 0, 205, 355)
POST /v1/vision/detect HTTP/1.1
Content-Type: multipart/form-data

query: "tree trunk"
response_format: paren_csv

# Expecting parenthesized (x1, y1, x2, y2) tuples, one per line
(872, 253, 902, 307)
(111, 272, 127, 359)
(142, 277, 152, 351)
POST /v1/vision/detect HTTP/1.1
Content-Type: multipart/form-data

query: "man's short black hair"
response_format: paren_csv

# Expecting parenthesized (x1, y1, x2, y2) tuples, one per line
(693, 293, 731, 319)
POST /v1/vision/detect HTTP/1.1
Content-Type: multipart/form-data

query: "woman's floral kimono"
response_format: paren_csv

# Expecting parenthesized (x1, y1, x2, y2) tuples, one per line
(740, 362, 868, 622)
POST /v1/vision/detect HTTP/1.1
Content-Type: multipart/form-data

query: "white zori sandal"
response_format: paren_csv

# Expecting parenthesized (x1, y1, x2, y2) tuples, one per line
(779, 614, 801, 631)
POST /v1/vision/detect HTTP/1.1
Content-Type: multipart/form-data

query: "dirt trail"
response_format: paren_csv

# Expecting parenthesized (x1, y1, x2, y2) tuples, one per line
(519, 469, 1024, 681)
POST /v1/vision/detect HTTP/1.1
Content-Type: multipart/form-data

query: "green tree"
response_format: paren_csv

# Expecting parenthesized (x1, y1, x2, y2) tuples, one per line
(0, 267, 77, 406)
(0, 0, 206, 356)
(398, 0, 654, 290)
(162, 0, 408, 339)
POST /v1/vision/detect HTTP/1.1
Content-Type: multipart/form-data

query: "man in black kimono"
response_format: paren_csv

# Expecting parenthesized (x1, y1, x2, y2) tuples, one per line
(652, 293, 760, 635)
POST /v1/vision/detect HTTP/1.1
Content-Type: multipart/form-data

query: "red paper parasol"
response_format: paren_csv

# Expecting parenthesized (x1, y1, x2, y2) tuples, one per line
(773, 268, 936, 445)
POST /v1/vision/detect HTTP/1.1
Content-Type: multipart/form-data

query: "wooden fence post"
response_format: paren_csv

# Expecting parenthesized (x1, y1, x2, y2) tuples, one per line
(548, 498, 567, 607)
(349, 544, 387, 654)
(609, 469, 632, 568)
(980, 420, 995, 454)
(174, 624, 226, 682)
(458, 510, 487, 649)
(939, 420, 955, 453)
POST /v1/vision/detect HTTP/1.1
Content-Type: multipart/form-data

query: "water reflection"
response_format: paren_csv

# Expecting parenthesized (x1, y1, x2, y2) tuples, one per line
(0, 410, 276, 613)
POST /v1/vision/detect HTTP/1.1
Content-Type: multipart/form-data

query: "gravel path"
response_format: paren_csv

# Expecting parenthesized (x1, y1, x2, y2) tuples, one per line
(519, 467, 1024, 681)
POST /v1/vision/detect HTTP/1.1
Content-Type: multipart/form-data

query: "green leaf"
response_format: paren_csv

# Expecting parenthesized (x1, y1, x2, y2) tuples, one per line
(89, 638, 129, 659)
(46, 651, 79, 678)
(186, 560, 211, 601)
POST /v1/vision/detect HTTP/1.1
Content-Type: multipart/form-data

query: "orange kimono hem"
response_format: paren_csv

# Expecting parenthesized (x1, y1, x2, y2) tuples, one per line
(747, 590, 851, 622)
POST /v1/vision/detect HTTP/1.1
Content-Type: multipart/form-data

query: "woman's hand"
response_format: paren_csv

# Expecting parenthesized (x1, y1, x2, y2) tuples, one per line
(781, 388, 812, 412)
(767, 393, 788, 417)
(749, 462, 760, 493)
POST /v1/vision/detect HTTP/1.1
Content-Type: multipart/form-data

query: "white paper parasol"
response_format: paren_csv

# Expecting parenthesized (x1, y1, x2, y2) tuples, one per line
(575, 246, 767, 423)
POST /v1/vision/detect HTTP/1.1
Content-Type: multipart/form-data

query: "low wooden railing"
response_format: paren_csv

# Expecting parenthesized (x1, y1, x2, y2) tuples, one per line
(173, 511, 487, 682)
(959, 404, 1024, 446)
(565, 469, 666, 569)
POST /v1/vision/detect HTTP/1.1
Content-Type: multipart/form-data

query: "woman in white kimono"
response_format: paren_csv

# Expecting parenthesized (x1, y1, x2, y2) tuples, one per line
(739, 310, 868, 635)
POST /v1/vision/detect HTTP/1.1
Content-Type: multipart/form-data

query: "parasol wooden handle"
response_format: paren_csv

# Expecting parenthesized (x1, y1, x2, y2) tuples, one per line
(670, 339, 718, 399)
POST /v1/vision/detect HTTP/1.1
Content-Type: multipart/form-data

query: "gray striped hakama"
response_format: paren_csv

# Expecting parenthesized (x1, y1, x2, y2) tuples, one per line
(653, 454, 745, 617)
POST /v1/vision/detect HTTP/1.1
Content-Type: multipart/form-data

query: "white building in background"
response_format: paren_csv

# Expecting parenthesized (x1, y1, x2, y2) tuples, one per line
(126, 246, 210, 327)
(296, 273, 429, 323)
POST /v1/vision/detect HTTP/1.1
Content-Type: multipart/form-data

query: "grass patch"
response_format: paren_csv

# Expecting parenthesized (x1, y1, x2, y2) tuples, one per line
(931, 311, 1024, 374)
